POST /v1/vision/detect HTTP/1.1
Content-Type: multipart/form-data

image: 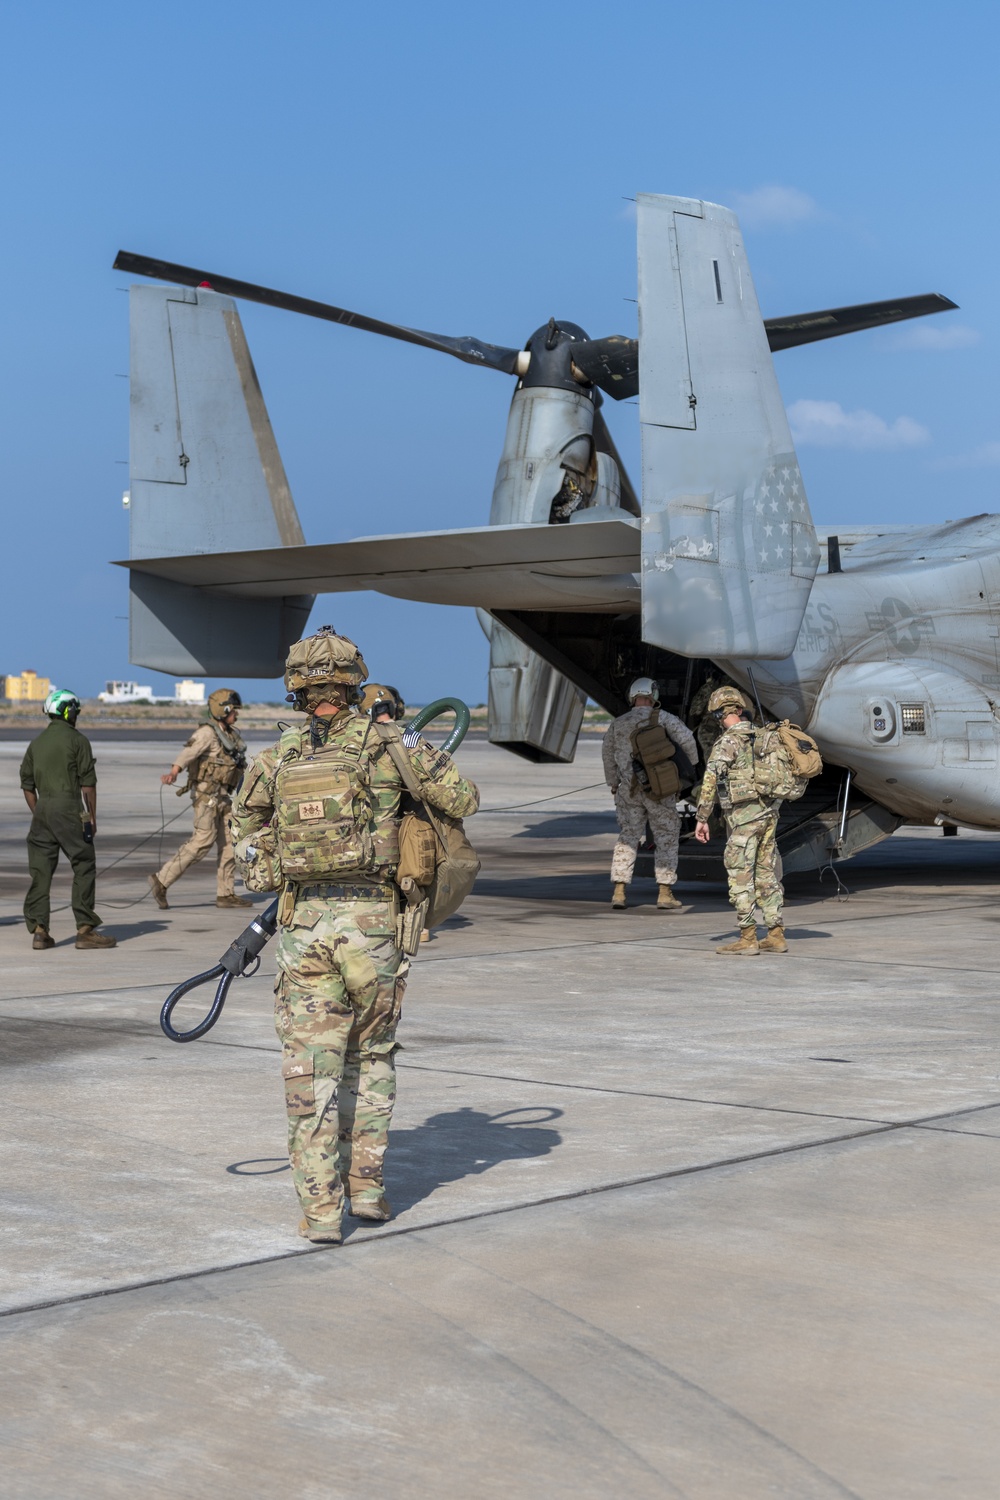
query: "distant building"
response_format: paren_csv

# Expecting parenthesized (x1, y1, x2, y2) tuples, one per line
(3, 670, 50, 702)
(98, 680, 207, 706)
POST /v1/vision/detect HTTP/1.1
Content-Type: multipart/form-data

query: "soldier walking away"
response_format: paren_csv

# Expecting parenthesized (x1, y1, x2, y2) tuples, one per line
(602, 677, 698, 911)
(149, 689, 250, 910)
(20, 689, 117, 950)
(694, 686, 788, 956)
(231, 628, 479, 1245)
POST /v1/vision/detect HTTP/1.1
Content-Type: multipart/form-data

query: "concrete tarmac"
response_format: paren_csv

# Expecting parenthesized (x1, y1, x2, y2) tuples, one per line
(1, 737, 998, 1498)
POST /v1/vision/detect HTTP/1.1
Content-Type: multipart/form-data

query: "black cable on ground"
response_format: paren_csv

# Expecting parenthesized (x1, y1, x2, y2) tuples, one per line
(42, 784, 189, 915)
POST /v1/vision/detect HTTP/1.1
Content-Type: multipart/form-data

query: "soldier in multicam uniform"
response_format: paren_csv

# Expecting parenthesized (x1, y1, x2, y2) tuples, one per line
(602, 676, 698, 911)
(149, 689, 250, 910)
(694, 686, 788, 956)
(230, 629, 479, 1245)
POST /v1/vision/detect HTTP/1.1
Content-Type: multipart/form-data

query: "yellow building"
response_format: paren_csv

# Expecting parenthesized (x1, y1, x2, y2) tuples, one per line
(3, 670, 51, 702)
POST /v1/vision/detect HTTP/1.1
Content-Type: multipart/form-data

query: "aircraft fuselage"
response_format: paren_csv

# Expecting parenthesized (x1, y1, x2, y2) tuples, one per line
(720, 518, 1000, 830)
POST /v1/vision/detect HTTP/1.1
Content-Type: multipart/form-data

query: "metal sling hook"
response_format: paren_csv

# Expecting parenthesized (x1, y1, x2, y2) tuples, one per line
(160, 898, 280, 1043)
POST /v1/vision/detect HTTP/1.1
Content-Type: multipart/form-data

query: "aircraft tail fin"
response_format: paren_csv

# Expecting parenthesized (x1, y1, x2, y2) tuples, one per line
(637, 194, 819, 660)
(127, 283, 312, 675)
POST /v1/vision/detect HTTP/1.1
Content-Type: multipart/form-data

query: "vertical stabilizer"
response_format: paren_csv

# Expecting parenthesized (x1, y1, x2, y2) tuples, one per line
(637, 195, 819, 659)
(127, 284, 312, 674)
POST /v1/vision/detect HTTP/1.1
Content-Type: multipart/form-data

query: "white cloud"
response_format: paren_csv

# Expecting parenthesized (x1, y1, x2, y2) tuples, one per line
(933, 441, 1000, 469)
(788, 399, 930, 450)
(731, 185, 820, 229)
(891, 323, 980, 351)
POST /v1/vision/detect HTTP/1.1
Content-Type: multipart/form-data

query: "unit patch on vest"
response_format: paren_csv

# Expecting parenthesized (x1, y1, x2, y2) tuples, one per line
(297, 800, 325, 821)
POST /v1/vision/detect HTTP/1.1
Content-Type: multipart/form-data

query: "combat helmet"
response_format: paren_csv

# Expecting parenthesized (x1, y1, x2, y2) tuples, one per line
(627, 676, 660, 704)
(707, 685, 753, 719)
(43, 688, 81, 722)
(284, 626, 368, 712)
(360, 682, 406, 721)
(208, 688, 242, 720)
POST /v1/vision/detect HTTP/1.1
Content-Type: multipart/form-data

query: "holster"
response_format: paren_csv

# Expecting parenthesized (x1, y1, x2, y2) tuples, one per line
(395, 875, 428, 955)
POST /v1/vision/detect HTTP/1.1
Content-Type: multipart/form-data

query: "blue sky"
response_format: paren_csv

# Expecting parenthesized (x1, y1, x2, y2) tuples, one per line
(1, 0, 996, 705)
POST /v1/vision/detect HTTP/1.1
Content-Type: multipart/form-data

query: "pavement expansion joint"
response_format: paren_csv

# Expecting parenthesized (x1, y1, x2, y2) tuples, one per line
(398, 1060, 1000, 1127)
(6, 1095, 999, 1324)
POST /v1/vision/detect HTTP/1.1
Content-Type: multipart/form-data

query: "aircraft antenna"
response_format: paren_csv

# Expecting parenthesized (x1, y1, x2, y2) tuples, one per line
(745, 666, 765, 725)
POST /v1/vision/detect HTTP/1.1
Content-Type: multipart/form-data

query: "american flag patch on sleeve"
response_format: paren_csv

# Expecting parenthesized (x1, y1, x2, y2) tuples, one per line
(402, 728, 422, 748)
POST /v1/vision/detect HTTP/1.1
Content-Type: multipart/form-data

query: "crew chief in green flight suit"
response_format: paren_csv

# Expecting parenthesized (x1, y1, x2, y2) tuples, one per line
(20, 689, 117, 951)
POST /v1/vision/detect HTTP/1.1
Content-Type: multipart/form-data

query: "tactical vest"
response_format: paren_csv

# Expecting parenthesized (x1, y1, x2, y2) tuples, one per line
(190, 723, 246, 795)
(272, 720, 379, 881)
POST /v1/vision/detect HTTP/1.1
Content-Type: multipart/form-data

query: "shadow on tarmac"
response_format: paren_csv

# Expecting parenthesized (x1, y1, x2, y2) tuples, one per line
(514, 812, 617, 839)
(386, 1104, 564, 1214)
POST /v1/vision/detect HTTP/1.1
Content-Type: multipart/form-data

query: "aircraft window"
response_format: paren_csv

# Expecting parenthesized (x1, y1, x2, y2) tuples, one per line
(712, 260, 723, 302)
(900, 703, 926, 734)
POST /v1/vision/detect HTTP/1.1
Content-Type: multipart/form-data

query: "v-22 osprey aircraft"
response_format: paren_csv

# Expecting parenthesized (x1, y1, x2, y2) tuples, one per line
(113, 193, 995, 874)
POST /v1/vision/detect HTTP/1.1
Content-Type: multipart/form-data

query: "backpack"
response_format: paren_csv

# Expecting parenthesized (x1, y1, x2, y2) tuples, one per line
(271, 723, 378, 882)
(751, 722, 823, 802)
(630, 709, 696, 800)
(375, 724, 480, 929)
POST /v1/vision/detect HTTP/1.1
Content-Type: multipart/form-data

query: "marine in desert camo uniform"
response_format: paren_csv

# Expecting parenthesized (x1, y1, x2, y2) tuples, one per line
(603, 677, 697, 910)
(149, 689, 249, 909)
(231, 628, 479, 1243)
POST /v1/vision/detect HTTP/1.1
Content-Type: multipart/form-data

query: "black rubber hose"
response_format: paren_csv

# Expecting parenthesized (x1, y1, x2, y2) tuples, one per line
(160, 966, 234, 1043)
(159, 899, 280, 1042)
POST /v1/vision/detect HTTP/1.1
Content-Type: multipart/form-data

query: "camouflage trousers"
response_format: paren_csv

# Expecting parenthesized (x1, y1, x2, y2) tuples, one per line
(156, 793, 235, 898)
(612, 787, 681, 885)
(275, 891, 408, 1234)
(723, 804, 783, 930)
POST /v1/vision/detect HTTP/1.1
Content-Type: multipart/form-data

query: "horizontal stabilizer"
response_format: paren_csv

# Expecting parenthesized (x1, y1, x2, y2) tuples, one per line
(764, 292, 958, 351)
(119, 518, 641, 614)
(637, 194, 820, 660)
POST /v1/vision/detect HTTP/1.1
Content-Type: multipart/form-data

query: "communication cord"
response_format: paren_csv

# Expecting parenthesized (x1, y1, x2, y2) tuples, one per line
(46, 783, 189, 915)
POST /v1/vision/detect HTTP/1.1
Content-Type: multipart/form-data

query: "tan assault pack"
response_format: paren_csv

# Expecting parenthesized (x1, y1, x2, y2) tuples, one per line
(751, 722, 823, 802)
(630, 709, 691, 800)
(374, 723, 480, 941)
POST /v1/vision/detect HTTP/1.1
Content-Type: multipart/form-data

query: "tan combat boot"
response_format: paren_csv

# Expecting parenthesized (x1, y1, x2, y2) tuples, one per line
(298, 1218, 342, 1245)
(611, 882, 627, 910)
(349, 1194, 392, 1223)
(657, 884, 682, 911)
(759, 925, 789, 953)
(148, 873, 169, 909)
(32, 927, 55, 951)
(716, 928, 759, 956)
(216, 894, 253, 908)
(75, 926, 117, 950)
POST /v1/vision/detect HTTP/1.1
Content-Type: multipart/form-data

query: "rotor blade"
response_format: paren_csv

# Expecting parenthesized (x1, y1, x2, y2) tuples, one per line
(113, 251, 522, 374)
(764, 293, 958, 351)
(571, 335, 639, 400)
(592, 409, 640, 516)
